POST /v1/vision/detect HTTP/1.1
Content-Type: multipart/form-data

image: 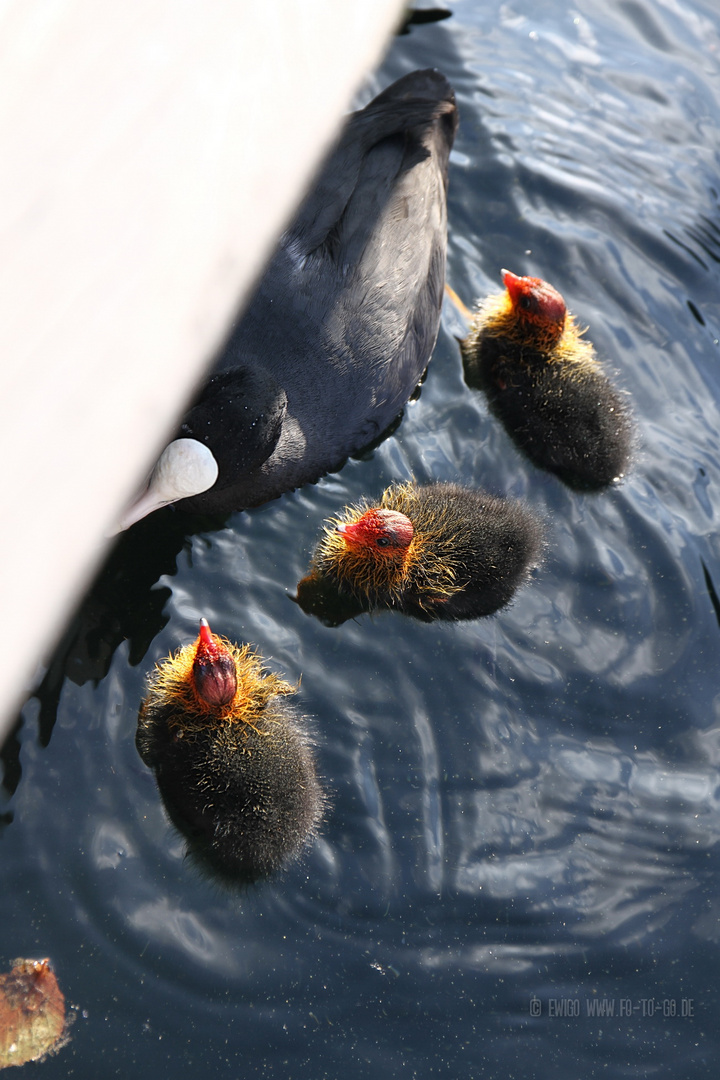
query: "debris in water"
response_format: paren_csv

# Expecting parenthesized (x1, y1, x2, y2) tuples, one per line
(0, 959, 68, 1068)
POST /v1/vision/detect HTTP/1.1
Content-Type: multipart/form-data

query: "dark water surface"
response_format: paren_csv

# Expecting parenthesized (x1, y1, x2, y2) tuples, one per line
(4, 1, 720, 1076)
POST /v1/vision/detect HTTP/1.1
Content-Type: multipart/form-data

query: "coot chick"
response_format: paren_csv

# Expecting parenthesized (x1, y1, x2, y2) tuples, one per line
(118, 69, 458, 529)
(137, 619, 324, 884)
(461, 270, 633, 491)
(302, 482, 544, 622)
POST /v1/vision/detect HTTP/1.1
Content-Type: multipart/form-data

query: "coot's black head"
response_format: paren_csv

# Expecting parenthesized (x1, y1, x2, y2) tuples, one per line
(116, 363, 287, 530)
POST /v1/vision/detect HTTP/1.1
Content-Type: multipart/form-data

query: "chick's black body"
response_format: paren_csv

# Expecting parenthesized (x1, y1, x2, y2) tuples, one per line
(177, 69, 458, 514)
(137, 697, 320, 884)
(466, 340, 632, 491)
(399, 483, 544, 620)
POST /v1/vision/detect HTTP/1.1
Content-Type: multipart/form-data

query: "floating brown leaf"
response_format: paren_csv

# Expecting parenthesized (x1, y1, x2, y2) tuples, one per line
(0, 959, 68, 1069)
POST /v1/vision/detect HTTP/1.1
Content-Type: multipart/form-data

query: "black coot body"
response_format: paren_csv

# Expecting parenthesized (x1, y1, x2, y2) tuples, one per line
(122, 69, 458, 527)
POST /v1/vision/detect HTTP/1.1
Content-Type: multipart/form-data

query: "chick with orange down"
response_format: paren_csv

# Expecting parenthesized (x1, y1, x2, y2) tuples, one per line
(461, 270, 633, 491)
(137, 619, 323, 884)
(302, 482, 544, 622)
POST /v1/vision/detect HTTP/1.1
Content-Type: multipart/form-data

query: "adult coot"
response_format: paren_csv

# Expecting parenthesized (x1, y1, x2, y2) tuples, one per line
(299, 482, 544, 622)
(137, 619, 324, 884)
(461, 270, 633, 491)
(119, 69, 458, 528)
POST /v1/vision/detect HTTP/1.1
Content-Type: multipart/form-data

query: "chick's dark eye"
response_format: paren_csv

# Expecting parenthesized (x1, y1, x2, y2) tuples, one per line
(375, 536, 391, 547)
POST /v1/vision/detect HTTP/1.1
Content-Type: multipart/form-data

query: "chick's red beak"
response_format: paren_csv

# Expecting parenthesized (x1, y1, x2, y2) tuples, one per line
(501, 268, 567, 328)
(336, 520, 365, 545)
(192, 618, 237, 706)
(502, 268, 524, 300)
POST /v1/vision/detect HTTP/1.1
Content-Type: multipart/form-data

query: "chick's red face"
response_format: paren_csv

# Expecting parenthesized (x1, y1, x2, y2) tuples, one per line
(337, 508, 413, 553)
(502, 269, 567, 331)
(192, 619, 237, 706)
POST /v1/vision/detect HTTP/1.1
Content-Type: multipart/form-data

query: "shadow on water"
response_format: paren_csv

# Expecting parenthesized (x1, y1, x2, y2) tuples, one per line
(398, 6, 453, 36)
